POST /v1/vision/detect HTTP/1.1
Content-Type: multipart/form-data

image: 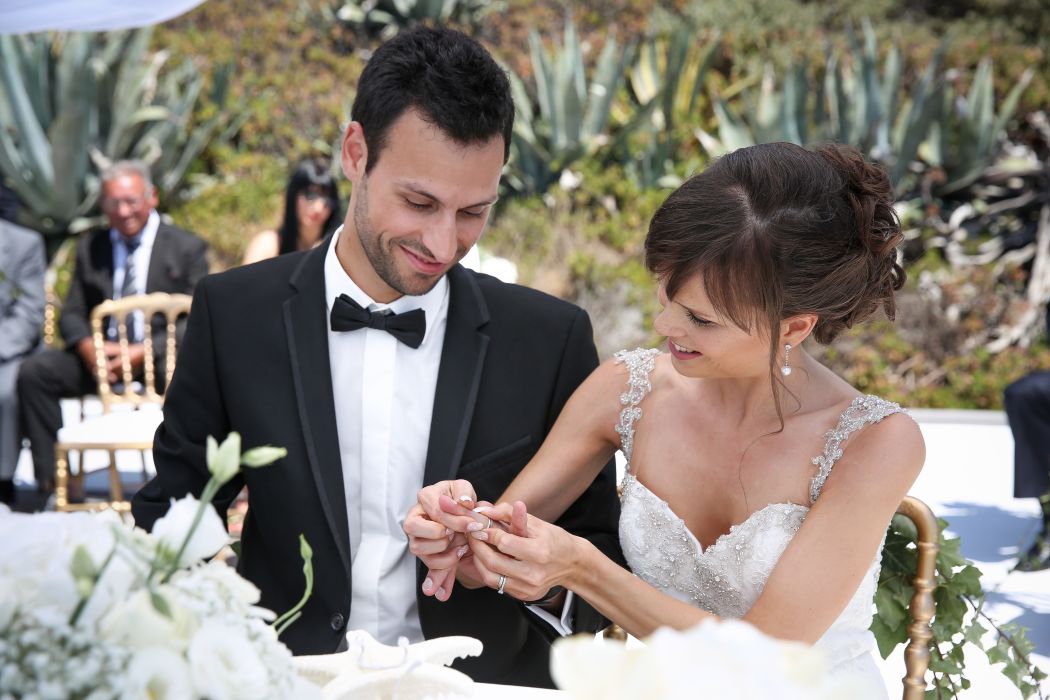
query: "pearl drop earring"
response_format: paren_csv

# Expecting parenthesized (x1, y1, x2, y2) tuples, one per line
(781, 343, 793, 376)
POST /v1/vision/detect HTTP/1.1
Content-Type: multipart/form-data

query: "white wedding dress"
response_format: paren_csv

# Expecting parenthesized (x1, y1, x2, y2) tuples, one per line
(614, 348, 904, 695)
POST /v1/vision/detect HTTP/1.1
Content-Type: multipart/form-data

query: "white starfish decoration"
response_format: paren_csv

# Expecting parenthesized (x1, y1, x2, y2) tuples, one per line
(294, 629, 483, 700)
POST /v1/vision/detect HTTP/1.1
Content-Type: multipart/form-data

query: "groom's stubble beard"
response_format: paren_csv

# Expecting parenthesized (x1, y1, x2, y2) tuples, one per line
(353, 178, 463, 298)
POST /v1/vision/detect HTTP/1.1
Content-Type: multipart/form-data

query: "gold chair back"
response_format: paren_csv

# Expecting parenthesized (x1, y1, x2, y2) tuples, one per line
(88, 292, 192, 412)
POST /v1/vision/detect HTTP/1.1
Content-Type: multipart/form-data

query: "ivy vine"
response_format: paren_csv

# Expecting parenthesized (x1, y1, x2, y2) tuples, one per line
(874, 514, 1048, 698)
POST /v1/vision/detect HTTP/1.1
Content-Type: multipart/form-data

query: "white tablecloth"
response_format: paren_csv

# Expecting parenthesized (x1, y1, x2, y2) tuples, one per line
(475, 684, 566, 698)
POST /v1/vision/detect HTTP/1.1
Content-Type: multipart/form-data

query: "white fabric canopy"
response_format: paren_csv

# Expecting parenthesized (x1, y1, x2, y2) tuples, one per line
(0, 0, 208, 34)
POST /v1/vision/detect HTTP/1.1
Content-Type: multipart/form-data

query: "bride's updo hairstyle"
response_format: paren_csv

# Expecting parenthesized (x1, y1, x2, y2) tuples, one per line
(645, 141, 904, 389)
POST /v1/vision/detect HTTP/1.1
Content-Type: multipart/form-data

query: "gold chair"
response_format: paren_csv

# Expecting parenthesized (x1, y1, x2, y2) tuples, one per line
(54, 292, 192, 513)
(601, 494, 940, 700)
(895, 495, 939, 700)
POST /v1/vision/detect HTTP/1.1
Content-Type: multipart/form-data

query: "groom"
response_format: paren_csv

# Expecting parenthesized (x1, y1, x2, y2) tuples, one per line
(131, 27, 622, 687)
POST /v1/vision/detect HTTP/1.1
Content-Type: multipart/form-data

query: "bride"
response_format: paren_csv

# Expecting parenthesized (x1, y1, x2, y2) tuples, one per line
(403, 141, 925, 691)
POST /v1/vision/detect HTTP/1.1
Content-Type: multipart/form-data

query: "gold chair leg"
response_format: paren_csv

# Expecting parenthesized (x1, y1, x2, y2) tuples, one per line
(108, 449, 124, 505)
(55, 446, 69, 511)
(898, 496, 940, 700)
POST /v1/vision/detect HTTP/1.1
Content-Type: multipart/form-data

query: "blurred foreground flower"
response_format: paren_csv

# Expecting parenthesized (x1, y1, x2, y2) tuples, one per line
(552, 619, 884, 700)
(0, 433, 318, 700)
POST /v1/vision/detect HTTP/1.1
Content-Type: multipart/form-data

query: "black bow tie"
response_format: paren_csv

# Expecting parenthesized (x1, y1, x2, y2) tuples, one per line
(330, 294, 427, 349)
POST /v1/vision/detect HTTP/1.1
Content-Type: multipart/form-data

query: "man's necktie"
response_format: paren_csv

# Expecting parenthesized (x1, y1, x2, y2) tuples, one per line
(120, 238, 140, 300)
(112, 237, 142, 341)
(330, 293, 426, 349)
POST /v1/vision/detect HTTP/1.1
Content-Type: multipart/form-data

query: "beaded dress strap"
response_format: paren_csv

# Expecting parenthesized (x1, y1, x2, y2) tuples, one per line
(612, 348, 661, 463)
(809, 395, 905, 504)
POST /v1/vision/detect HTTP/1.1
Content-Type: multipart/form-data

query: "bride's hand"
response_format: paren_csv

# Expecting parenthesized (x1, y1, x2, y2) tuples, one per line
(467, 501, 581, 602)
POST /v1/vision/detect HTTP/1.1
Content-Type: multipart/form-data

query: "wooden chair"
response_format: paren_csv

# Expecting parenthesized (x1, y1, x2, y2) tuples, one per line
(54, 292, 192, 513)
(601, 495, 940, 700)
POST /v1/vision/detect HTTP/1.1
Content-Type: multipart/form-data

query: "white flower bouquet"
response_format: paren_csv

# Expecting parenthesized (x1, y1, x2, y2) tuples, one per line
(0, 433, 320, 700)
(552, 619, 883, 700)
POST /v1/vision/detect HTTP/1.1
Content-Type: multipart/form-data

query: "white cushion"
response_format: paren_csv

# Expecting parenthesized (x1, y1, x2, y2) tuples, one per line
(57, 406, 163, 445)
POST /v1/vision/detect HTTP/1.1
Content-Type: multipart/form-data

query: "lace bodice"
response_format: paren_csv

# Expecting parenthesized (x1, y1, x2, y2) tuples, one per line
(614, 348, 904, 685)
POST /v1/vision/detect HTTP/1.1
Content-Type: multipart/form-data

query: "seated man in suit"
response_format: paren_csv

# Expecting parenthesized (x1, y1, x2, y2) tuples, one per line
(0, 193, 46, 506)
(132, 27, 622, 688)
(1005, 301, 1050, 571)
(17, 160, 208, 501)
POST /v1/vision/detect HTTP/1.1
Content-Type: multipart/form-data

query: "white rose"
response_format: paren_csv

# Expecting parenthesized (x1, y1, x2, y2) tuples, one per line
(153, 495, 228, 567)
(99, 589, 198, 652)
(188, 620, 270, 700)
(122, 647, 194, 700)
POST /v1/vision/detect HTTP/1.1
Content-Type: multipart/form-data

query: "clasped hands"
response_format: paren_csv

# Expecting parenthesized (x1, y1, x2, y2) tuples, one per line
(403, 479, 577, 605)
(76, 337, 146, 383)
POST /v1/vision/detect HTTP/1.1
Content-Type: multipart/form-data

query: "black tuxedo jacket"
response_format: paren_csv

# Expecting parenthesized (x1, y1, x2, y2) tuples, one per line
(60, 222, 209, 350)
(132, 238, 623, 687)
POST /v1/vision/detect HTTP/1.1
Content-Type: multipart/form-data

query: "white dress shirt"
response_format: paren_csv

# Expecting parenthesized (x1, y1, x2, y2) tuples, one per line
(324, 227, 449, 644)
(109, 209, 159, 340)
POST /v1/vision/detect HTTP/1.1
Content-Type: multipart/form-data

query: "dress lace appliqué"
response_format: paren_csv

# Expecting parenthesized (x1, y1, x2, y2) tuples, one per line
(614, 348, 906, 690)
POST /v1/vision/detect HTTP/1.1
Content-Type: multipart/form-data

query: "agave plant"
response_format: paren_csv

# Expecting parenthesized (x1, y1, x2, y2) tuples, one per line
(698, 20, 950, 195)
(0, 28, 237, 239)
(924, 59, 1034, 195)
(503, 20, 635, 197)
(699, 19, 1032, 197)
(335, 0, 495, 38)
(616, 28, 720, 188)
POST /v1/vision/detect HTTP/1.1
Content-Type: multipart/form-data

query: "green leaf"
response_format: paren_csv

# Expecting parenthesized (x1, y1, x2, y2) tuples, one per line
(874, 585, 907, 629)
(950, 565, 983, 597)
(889, 513, 918, 542)
(985, 644, 1009, 665)
(240, 446, 288, 468)
(150, 591, 173, 619)
(963, 620, 988, 646)
(932, 587, 967, 639)
(936, 534, 967, 571)
(870, 613, 908, 659)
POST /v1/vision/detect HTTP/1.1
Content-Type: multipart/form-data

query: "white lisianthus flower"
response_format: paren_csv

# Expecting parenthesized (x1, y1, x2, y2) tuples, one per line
(188, 620, 270, 700)
(122, 647, 194, 700)
(152, 495, 228, 567)
(194, 560, 262, 607)
(99, 589, 198, 652)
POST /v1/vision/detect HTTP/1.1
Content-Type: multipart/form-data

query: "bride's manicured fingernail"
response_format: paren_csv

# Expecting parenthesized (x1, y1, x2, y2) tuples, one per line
(437, 587, 447, 599)
(473, 506, 490, 513)
(445, 527, 453, 537)
(422, 577, 433, 593)
(467, 522, 483, 532)
(458, 495, 473, 503)
(471, 531, 488, 541)
(457, 545, 469, 558)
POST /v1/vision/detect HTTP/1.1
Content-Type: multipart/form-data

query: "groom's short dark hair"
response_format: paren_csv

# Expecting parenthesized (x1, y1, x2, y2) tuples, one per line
(351, 26, 514, 172)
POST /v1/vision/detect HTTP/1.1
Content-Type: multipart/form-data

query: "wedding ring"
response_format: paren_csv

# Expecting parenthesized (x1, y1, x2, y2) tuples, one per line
(497, 575, 507, 595)
(484, 516, 493, 529)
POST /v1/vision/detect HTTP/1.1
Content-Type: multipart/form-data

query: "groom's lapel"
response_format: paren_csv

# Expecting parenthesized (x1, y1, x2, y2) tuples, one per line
(284, 238, 351, 579)
(422, 265, 490, 487)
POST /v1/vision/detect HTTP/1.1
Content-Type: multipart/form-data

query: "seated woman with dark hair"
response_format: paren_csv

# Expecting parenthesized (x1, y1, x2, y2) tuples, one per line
(242, 157, 341, 265)
(406, 142, 925, 693)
